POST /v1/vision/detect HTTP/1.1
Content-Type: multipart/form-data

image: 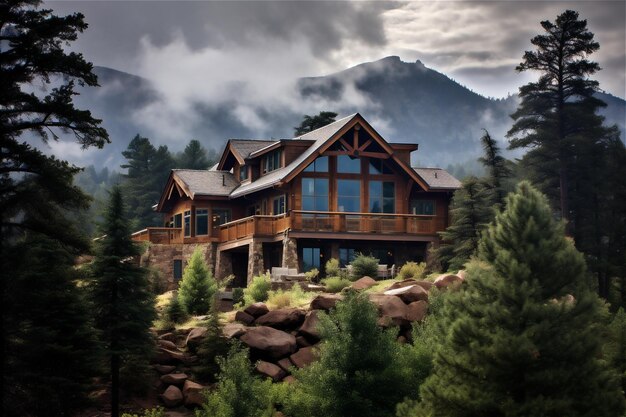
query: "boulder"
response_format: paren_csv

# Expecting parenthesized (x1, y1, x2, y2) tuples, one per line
(158, 332, 177, 343)
(223, 323, 247, 339)
(298, 311, 321, 341)
(434, 274, 463, 289)
(160, 372, 188, 386)
(290, 346, 317, 368)
(385, 279, 418, 291)
(244, 302, 270, 318)
(182, 380, 206, 408)
(157, 339, 178, 351)
(185, 327, 208, 351)
(154, 364, 176, 374)
(256, 360, 287, 382)
(296, 336, 312, 348)
(351, 276, 377, 290)
(154, 347, 186, 364)
(406, 300, 428, 322)
(310, 294, 343, 311)
(369, 294, 409, 327)
(162, 385, 183, 408)
(255, 308, 305, 329)
(384, 285, 428, 304)
(277, 357, 294, 372)
(283, 375, 296, 384)
(240, 326, 297, 359)
(416, 280, 434, 291)
(235, 310, 255, 325)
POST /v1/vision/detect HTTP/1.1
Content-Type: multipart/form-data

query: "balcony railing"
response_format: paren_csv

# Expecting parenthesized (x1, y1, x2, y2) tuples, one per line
(131, 227, 183, 244)
(218, 214, 289, 242)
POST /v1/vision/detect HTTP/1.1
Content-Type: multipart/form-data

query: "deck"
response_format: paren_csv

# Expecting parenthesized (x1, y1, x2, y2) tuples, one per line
(132, 210, 445, 245)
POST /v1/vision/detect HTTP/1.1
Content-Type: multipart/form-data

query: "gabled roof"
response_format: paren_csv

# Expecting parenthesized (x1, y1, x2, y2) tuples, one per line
(156, 169, 238, 211)
(413, 168, 462, 190)
(217, 139, 278, 169)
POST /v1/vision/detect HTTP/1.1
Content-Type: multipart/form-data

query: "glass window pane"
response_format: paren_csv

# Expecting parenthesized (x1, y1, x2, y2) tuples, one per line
(383, 198, 395, 213)
(383, 182, 395, 198)
(316, 156, 328, 172)
(303, 178, 314, 195)
(369, 181, 382, 197)
(315, 178, 329, 195)
(370, 199, 382, 213)
(337, 155, 360, 173)
(302, 196, 314, 211)
(369, 159, 382, 174)
(315, 196, 329, 211)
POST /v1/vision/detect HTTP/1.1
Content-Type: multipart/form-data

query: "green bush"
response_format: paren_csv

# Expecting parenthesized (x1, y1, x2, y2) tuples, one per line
(122, 406, 165, 417)
(305, 268, 319, 282)
(243, 273, 271, 305)
(178, 248, 218, 315)
(325, 258, 340, 277)
(350, 253, 379, 280)
(398, 262, 427, 280)
(322, 276, 351, 293)
(232, 287, 244, 305)
(164, 294, 187, 324)
(196, 344, 274, 417)
(267, 289, 292, 309)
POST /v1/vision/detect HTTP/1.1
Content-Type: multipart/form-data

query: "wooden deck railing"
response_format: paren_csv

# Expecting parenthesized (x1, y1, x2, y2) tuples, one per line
(131, 227, 183, 244)
(290, 210, 444, 235)
(218, 214, 289, 242)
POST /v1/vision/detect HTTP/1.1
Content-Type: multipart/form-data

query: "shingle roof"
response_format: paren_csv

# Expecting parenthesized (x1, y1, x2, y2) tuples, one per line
(229, 139, 278, 159)
(229, 114, 357, 197)
(413, 168, 461, 190)
(172, 169, 239, 197)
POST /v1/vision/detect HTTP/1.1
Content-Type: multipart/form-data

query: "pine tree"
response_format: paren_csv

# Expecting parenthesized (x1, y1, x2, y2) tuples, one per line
(422, 182, 625, 417)
(436, 177, 492, 271)
(606, 308, 626, 397)
(177, 139, 215, 170)
(89, 186, 156, 417)
(294, 111, 338, 135)
(178, 247, 218, 315)
(284, 292, 420, 417)
(3, 235, 100, 417)
(192, 304, 230, 382)
(478, 129, 512, 208)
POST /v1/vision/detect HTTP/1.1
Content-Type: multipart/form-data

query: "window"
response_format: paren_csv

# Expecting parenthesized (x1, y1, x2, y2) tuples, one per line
(369, 181, 395, 213)
(196, 208, 208, 235)
(339, 248, 356, 267)
(302, 247, 321, 272)
(184, 210, 191, 237)
(174, 213, 182, 228)
(337, 179, 361, 212)
(239, 165, 248, 181)
(304, 156, 328, 172)
(273, 195, 286, 215)
(173, 260, 183, 282)
(212, 209, 231, 226)
(411, 200, 435, 215)
(263, 150, 282, 174)
(369, 159, 393, 175)
(302, 178, 329, 211)
(337, 155, 361, 173)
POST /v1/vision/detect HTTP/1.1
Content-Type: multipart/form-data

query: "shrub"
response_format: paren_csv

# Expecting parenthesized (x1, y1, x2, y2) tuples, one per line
(178, 248, 218, 315)
(121, 407, 165, 417)
(196, 344, 274, 417)
(350, 253, 379, 280)
(164, 294, 187, 324)
(305, 268, 319, 282)
(267, 289, 292, 309)
(322, 277, 351, 293)
(193, 309, 231, 382)
(398, 262, 427, 280)
(243, 273, 271, 306)
(325, 258, 340, 277)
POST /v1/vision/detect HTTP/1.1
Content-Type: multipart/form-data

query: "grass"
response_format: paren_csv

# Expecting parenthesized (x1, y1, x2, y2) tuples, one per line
(265, 284, 316, 310)
(363, 278, 398, 294)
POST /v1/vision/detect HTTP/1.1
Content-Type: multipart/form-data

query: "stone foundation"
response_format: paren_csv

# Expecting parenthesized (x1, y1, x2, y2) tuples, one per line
(215, 250, 233, 282)
(247, 240, 265, 285)
(281, 237, 298, 269)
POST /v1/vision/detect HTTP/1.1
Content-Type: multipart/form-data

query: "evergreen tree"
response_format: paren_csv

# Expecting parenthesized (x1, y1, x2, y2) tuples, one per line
(192, 304, 231, 382)
(284, 292, 420, 417)
(164, 293, 187, 324)
(422, 182, 625, 417)
(197, 344, 274, 417)
(606, 308, 626, 397)
(294, 111, 338, 136)
(507, 10, 613, 228)
(435, 177, 492, 271)
(478, 129, 512, 208)
(176, 139, 216, 170)
(89, 186, 156, 417)
(177, 247, 218, 315)
(3, 235, 100, 417)
(120, 134, 175, 229)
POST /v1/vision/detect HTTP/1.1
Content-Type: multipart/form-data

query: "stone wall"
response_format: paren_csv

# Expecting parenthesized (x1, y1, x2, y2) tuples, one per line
(281, 237, 298, 269)
(247, 240, 265, 285)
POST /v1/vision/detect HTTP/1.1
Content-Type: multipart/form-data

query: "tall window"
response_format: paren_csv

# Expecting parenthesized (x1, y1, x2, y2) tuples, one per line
(337, 180, 361, 212)
(302, 178, 328, 211)
(196, 208, 208, 235)
(273, 195, 286, 215)
(239, 165, 248, 181)
(369, 181, 395, 213)
(183, 210, 191, 237)
(337, 155, 360, 173)
(369, 159, 393, 175)
(302, 247, 320, 272)
(263, 150, 282, 174)
(173, 260, 183, 282)
(304, 156, 328, 172)
(339, 248, 356, 267)
(411, 200, 435, 215)
(212, 209, 231, 226)
(174, 213, 182, 228)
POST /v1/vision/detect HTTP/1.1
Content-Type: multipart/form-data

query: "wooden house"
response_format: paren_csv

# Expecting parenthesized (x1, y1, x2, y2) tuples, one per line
(132, 113, 461, 288)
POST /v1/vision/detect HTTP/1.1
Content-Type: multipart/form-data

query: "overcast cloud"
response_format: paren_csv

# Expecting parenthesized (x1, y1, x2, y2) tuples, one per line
(47, 0, 625, 161)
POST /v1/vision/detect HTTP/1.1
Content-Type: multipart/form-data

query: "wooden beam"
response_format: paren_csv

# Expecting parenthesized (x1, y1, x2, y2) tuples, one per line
(360, 151, 390, 159)
(339, 138, 354, 152)
(358, 138, 372, 151)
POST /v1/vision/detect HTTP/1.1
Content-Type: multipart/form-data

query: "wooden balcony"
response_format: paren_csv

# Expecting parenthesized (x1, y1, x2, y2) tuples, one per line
(218, 214, 290, 242)
(131, 227, 183, 244)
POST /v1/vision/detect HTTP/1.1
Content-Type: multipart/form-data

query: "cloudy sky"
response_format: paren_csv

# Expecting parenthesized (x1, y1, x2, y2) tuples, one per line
(50, 0, 625, 99)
